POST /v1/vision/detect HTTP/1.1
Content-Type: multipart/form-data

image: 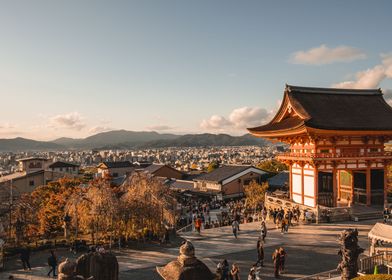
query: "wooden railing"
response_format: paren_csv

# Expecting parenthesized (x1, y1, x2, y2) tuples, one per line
(295, 269, 340, 280)
(359, 254, 385, 274)
(278, 151, 392, 160)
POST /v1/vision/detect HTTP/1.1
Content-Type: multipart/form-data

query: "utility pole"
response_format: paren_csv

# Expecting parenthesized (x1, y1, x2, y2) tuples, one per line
(8, 179, 12, 242)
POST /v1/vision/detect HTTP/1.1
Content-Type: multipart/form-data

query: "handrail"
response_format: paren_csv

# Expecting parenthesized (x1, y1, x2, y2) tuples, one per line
(295, 269, 339, 280)
(176, 224, 193, 234)
(278, 151, 392, 159)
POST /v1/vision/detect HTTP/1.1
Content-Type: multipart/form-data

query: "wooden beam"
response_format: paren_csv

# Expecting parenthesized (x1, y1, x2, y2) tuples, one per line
(333, 165, 337, 207)
(366, 165, 371, 206)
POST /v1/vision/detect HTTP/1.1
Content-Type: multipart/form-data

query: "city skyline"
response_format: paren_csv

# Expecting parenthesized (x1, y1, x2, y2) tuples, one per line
(1, 0, 392, 140)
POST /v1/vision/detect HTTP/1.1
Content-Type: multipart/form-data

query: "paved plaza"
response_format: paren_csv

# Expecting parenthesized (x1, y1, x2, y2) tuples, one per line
(0, 219, 377, 280)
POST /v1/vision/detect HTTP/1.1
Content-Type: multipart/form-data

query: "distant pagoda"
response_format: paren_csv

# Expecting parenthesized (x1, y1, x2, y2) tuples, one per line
(248, 85, 392, 208)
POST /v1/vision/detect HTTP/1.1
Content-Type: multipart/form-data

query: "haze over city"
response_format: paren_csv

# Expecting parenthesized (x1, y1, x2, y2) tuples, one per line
(1, 0, 392, 140)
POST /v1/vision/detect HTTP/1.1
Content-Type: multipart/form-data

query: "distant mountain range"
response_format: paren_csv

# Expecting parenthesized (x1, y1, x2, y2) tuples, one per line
(0, 130, 272, 152)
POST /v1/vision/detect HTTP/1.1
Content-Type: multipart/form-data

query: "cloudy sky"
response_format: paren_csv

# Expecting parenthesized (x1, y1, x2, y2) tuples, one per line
(1, 0, 392, 140)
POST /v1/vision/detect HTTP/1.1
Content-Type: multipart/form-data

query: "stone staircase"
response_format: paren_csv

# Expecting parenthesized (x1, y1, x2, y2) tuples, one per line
(350, 205, 383, 221)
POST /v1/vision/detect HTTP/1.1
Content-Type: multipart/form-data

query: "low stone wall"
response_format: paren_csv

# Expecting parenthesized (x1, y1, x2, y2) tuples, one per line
(265, 194, 351, 223)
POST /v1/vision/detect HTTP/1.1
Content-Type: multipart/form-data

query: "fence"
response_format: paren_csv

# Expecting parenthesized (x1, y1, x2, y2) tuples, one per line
(295, 269, 340, 280)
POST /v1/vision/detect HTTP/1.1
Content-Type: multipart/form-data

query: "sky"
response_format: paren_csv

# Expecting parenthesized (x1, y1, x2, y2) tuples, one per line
(1, 0, 392, 140)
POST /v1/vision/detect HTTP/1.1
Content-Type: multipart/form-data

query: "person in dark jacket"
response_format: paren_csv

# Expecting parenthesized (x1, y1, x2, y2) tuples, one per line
(272, 249, 281, 278)
(257, 237, 264, 266)
(47, 250, 58, 277)
(19, 247, 31, 271)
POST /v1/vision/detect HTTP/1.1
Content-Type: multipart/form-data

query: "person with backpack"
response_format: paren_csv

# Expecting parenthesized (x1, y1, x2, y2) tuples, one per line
(279, 247, 287, 274)
(272, 248, 281, 278)
(257, 237, 264, 266)
(19, 247, 31, 271)
(220, 259, 230, 280)
(232, 220, 239, 239)
(47, 250, 58, 278)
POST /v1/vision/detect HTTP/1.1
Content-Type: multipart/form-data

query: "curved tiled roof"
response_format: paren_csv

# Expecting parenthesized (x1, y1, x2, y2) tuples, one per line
(248, 85, 392, 135)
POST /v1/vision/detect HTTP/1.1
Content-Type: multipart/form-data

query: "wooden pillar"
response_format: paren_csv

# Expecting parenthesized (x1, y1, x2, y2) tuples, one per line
(301, 163, 305, 205)
(337, 170, 341, 200)
(332, 165, 337, 207)
(366, 165, 371, 206)
(289, 163, 293, 200)
(350, 170, 354, 206)
(314, 165, 318, 207)
(384, 163, 388, 207)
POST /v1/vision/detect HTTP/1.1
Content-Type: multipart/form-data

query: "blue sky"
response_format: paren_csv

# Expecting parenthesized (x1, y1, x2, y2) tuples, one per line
(1, 0, 392, 140)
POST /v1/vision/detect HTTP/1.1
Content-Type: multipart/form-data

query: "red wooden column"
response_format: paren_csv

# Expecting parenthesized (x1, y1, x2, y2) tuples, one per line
(289, 162, 293, 200)
(332, 164, 338, 207)
(301, 163, 305, 205)
(366, 164, 371, 206)
(350, 170, 354, 205)
(384, 162, 388, 206)
(314, 164, 318, 207)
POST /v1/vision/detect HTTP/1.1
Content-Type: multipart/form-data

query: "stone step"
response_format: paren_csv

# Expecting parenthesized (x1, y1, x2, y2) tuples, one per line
(350, 211, 382, 221)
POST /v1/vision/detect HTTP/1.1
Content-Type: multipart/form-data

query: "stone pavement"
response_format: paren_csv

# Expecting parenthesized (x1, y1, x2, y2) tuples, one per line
(0, 219, 377, 280)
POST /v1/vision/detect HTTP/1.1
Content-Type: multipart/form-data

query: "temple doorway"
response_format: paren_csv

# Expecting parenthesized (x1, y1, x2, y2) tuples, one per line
(371, 169, 384, 205)
(318, 171, 333, 207)
(353, 171, 366, 204)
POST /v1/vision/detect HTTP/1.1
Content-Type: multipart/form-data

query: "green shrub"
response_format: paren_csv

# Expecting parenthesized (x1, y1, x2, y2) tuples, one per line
(353, 275, 392, 280)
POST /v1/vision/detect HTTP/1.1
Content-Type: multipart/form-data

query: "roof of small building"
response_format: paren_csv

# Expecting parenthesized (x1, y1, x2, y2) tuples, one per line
(49, 161, 80, 168)
(144, 163, 165, 173)
(195, 165, 266, 184)
(98, 161, 134, 169)
(169, 180, 194, 191)
(17, 157, 49, 162)
(267, 171, 289, 187)
(248, 85, 392, 136)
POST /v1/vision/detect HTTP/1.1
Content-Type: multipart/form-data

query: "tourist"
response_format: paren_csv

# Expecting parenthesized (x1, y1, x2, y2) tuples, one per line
(257, 237, 264, 266)
(260, 221, 267, 241)
(195, 217, 202, 234)
(19, 247, 31, 271)
(272, 248, 281, 278)
(247, 264, 258, 280)
(383, 207, 390, 223)
(281, 218, 286, 234)
(284, 215, 289, 233)
(279, 247, 287, 274)
(230, 263, 240, 280)
(232, 220, 239, 238)
(47, 250, 58, 278)
(220, 259, 230, 280)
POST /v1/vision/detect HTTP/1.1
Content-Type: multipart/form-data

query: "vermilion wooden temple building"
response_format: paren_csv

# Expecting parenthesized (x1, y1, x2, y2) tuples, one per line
(249, 85, 392, 208)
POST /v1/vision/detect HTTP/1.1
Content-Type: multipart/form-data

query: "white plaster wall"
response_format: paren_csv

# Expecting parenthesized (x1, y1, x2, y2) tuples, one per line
(293, 193, 302, 204)
(304, 197, 315, 207)
(292, 174, 302, 194)
(304, 175, 315, 197)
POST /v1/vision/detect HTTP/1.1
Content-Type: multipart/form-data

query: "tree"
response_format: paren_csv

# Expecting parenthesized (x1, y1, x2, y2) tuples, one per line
(207, 161, 219, 173)
(258, 159, 287, 173)
(244, 181, 269, 210)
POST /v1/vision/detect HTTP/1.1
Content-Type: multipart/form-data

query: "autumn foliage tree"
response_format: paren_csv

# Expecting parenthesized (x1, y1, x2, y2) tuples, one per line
(244, 180, 269, 211)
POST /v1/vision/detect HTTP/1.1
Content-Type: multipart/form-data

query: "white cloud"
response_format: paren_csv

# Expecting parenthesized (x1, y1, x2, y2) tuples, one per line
(49, 112, 85, 131)
(200, 107, 273, 132)
(290, 44, 366, 65)
(228, 107, 271, 128)
(0, 122, 16, 129)
(146, 125, 175, 131)
(200, 115, 231, 130)
(333, 53, 392, 89)
(88, 126, 113, 134)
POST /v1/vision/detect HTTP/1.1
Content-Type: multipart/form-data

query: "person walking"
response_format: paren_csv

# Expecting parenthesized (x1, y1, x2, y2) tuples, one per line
(195, 217, 202, 234)
(260, 221, 267, 242)
(279, 247, 287, 274)
(230, 263, 240, 280)
(247, 264, 257, 280)
(221, 259, 230, 280)
(281, 218, 286, 234)
(19, 247, 31, 271)
(257, 237, 264, 266)
(47, 250, 58, 278)
(232, 220, 239, 239)
(272, 248, 281, 278)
